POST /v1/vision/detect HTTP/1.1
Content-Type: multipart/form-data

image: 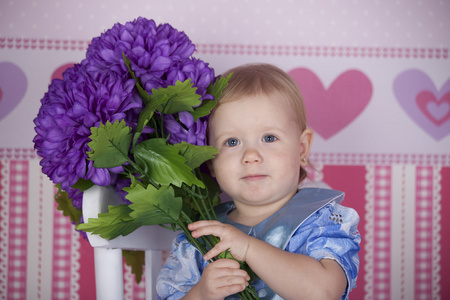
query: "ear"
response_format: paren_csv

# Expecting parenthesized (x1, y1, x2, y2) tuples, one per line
(299, 128, 314, 167)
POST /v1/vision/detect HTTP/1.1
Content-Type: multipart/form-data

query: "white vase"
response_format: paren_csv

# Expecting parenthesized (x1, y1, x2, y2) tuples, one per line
(82, 185, 178, 300)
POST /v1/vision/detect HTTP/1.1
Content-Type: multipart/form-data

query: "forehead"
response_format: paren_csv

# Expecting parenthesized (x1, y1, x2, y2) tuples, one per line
(209, 94, 297, 130)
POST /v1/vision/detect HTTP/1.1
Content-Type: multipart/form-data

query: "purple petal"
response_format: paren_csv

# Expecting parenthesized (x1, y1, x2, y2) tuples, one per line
(179, 111, 194, 128)
(150, 56, 172, 72)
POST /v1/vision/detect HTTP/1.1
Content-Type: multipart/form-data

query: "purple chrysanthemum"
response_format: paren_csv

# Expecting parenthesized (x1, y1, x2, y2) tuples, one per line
(34, 17, 217, 212)
(84, 17, 214, 99)
(164, 112, 208, 146)
(33, 63, 142, 192)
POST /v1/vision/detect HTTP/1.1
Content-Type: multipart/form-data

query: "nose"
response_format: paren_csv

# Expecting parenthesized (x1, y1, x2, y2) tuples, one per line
(242, 147, 263, 165)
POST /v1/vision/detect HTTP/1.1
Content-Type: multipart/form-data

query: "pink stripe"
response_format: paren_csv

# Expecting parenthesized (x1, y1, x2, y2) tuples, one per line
(51, 194, 73, 300)
(7, 161, 29, 299)
(373, 166, 391, 299)
(77, 237, 96, 300)
(440, 167, 450, 299)
(320, 165, 367, 299)
(415, 167, 433, 299)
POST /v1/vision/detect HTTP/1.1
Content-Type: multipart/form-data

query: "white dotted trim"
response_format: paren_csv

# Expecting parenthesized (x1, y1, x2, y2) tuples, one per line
(124, 262, 134, 300)
(0, 160, 10, 300)
(70, 229, 80, 300)
(364, 164, 374, 300)
(432, 166, 442, 300)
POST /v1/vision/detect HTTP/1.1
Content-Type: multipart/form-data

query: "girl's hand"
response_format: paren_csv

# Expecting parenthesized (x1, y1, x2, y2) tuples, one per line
(192, 258, 250, 300)
(189, 220, 252, 262)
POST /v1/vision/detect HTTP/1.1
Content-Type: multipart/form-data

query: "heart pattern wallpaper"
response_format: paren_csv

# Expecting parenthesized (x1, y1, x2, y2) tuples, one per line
(0, 1, 449, 299)
(394, 69, 450, 141)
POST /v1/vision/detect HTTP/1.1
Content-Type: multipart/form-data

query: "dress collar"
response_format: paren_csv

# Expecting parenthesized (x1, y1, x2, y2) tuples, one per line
(215, 187, 345, 250)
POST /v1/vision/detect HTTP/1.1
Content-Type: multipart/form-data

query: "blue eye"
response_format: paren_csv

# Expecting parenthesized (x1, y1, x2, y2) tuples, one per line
(225, 138, 240, 147)
(263, 135, 277, 143)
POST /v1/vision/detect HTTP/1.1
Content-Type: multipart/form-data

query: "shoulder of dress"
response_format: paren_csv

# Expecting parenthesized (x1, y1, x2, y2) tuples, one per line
(297, 187, 345, 204)
(214, 201, 236, 222)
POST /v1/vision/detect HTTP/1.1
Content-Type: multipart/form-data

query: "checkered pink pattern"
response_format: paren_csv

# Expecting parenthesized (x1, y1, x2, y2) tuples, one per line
(7, 161, 29, 300)
(415, 166, 433, 299)
(0, 160, 8, 300)
(51, 195, 73, 300)
(124, 263, 146, 300)
(373, 166, 392, 299)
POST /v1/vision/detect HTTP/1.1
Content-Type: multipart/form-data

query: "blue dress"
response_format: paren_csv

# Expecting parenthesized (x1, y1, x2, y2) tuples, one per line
(156, 188, 361, 300)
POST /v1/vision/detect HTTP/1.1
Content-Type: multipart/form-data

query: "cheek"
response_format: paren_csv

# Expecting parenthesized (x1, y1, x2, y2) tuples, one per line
(210, 155, 230, 178)
(272, 150, 302, 175)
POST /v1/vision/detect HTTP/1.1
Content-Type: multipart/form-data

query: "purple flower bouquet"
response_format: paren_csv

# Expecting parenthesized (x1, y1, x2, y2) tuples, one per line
(33, 17, 258, 299)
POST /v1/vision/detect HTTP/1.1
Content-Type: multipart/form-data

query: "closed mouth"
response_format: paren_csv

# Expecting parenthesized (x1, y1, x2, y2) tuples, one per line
(242, 174, 267, 181)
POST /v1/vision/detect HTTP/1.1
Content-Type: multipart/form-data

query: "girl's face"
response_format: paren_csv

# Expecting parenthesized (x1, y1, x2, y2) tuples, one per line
(208, 93, 313, 213)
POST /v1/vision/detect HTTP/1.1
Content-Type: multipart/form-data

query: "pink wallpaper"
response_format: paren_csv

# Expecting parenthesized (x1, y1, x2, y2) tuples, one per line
(0, 1, 449, 299)
(1, 0, 449, 47)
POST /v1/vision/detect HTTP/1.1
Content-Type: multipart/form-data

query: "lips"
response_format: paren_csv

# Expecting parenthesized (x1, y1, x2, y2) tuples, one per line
(241, 174, 267, 181)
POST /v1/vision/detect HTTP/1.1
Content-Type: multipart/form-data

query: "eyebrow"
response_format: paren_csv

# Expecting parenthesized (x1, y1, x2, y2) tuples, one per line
(210, 131, 235, 144)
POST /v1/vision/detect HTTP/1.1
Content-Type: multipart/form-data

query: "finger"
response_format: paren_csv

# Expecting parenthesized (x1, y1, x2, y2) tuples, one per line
(205, 259, 251, 282)
(212, 258, 241, 269)
(212, 267, 251, 282)
(204, 242, 231, 261)
(217, 283, 248, 297)
(190, 224, 226, 239)
(188, 220, 222, 231)
(220, 274, 250, 288)
(215, 275, 250, 296)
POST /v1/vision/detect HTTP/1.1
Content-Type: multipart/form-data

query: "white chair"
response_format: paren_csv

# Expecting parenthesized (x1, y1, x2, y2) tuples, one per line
(82, 185, 177, 300)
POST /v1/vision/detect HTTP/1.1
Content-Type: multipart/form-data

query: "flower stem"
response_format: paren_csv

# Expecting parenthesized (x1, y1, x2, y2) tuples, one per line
(181, 185, 208, 221)
(196, 170, 218, 220)
(176, 216, 209, 258)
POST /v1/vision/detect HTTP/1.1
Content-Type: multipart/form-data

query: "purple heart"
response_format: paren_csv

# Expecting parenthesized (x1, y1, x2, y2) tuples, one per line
(427, 101, 449, 122)
(0, 62, 28, 121)
(393, 69, 450, 141)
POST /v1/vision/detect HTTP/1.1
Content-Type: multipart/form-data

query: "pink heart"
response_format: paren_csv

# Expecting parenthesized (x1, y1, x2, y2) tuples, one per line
(0, 62, 27, 122)
(288, 68, 372, 139)
(51, 63, 75, 81)
(416, 91, 450, 126)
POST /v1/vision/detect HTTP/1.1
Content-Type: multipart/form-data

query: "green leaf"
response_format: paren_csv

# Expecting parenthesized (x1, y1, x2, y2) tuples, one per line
(206, 73, 232, 103)
(126, 184, 182, 225)
(122, 52, 151, 105)
(54, 184, 82, 225)
(151, 79, 201, 115)
(133, 94, 169, 146)
(190, 73, 232, 121)
(71, 178, 94, 191)
(76, 204, 142, 240)
(201, 172, 222, 208)
(190, 99, 216, 121)
(87, 120, 132, 168)
(123, 250, 145, 283)
(173, 142, 218, 170)
(133, 138, 204, 188)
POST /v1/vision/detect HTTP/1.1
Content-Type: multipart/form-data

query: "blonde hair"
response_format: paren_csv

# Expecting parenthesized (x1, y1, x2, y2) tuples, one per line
(210, 63, 310, 182)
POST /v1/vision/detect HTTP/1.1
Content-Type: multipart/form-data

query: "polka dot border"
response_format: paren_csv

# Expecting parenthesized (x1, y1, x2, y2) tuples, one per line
(0, 38, 448, 59)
